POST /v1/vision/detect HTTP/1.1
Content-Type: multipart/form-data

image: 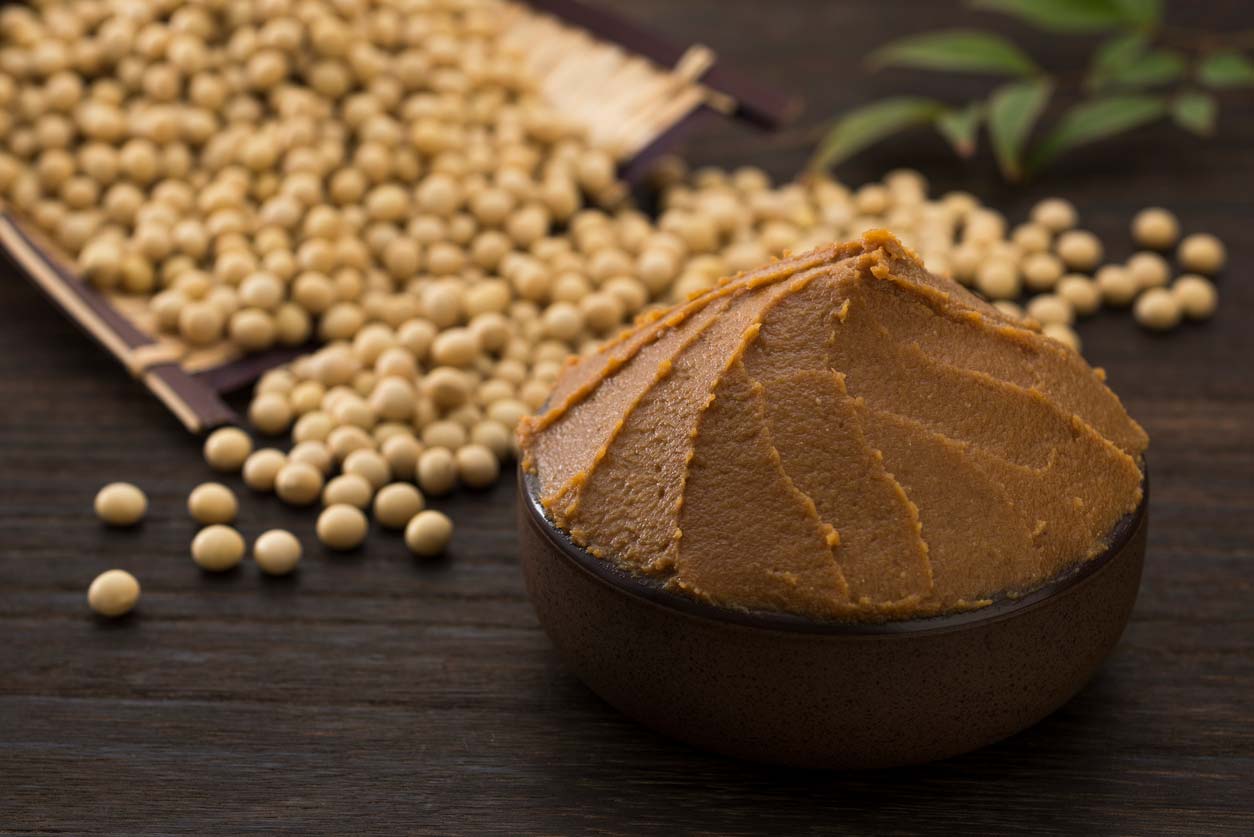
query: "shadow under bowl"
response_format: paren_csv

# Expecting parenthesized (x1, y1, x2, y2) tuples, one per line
(517, 467, 1148, 769)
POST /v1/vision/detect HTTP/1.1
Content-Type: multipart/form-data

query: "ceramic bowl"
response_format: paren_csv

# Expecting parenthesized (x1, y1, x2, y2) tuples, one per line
(517, 467, 1148, 769)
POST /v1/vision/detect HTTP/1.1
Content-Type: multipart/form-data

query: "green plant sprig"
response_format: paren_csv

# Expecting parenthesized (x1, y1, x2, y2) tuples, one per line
(811, 0, 1254, 179)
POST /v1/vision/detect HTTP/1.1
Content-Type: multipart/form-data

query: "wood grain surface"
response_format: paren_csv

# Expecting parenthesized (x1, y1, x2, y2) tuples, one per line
(2, 1, 1251, 833)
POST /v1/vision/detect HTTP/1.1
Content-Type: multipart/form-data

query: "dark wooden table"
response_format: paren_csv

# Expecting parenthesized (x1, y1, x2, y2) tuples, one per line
(3, 1, 1251, 833)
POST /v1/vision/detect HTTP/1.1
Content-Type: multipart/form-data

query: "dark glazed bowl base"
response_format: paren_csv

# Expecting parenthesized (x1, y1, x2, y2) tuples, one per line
(518, 468, 1148, 768)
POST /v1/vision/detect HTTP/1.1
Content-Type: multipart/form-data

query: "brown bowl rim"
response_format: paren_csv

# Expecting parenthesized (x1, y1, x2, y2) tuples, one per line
(519, 464, 1148, 637)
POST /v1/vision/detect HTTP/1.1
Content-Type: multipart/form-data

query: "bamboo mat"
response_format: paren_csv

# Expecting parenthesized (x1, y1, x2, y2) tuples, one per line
(1, 1, 797, 434)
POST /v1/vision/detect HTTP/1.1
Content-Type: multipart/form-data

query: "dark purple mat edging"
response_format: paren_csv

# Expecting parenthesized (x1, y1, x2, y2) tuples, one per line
(192, 344, 313, 395)
(525, 0, 802, 128)
(620, 106, 721, 183)
(3, 213, 152, 349)
(150, 365, 239, 429)
(2, 212, 240, 432)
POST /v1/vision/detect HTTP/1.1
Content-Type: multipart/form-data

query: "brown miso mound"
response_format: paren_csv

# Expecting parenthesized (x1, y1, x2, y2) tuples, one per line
(519, 231, 1148, 621)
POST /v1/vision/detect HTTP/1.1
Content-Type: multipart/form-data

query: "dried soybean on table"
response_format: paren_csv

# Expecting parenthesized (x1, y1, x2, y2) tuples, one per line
(2, 1, 1252, 833)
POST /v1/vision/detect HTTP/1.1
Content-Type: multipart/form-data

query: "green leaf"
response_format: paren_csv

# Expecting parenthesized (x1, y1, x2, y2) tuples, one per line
(969, 0, 1128, 33)
(987, 79, 1053, 180)
(810, 98, 947, 170)
(1087, 33, 1148, 89)
(934, 103, 984, 157)
(1197, 50, 1254, 88)
(1098, 49, 1186, 89)
(869, 30, 1039, 77)
(1112, 0, 1163, 27)
(1027, 95, 1167, 172)
(1171, 91, 1217, 135)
